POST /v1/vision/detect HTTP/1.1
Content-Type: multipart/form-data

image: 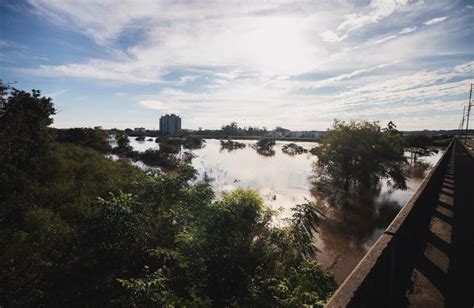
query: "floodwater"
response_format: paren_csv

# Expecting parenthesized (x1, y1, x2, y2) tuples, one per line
(127, 137, 444, 282)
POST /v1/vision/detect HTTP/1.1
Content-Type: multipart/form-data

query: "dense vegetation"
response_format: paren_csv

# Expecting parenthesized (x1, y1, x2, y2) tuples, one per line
(56, 127, 112, 153)
(282, 143, 308, 155)
(404, 133, 439, 163)
(221, 121, 268, 137)
(312, 120, 407, 205)
(255, 137, 276, 156)
(220, 139, 246, 151)
(188, 122, 320, 139)
(0, 82, 336, 306)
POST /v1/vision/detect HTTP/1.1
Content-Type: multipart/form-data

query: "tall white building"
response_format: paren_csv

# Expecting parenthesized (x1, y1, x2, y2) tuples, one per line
(159, 114, 181, 135)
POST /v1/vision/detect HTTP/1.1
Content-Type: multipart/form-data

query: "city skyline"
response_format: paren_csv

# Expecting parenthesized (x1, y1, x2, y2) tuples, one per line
(1, 0, 473, 130)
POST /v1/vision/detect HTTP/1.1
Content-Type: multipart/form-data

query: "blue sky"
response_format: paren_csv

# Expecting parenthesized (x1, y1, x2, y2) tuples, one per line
(0, 0, 472, 130)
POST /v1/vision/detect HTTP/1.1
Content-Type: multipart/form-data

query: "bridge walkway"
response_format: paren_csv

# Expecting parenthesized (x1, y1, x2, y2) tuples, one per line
(405, 142, 473, 307)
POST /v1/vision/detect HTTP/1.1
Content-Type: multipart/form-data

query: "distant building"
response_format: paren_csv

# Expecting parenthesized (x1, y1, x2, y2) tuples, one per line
(159, 114, 181, 135)
(134, 127, 146, 133)
(268, 130, 283, 137)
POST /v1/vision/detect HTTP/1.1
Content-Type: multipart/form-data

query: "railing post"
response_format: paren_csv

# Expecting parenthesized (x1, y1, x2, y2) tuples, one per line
(325, 140, 455, 308)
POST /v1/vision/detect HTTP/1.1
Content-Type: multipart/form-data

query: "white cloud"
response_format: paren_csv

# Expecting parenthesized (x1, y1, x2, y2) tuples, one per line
(139, 100, 168, 111)
(320, 30, 348, 43)
(424, 16, 448, 26)
(135, 61, 473, 130)
(27, 0, 459, 82)
(337, 0, 408, 33)
(399, 26, 417, 34)
(27, 0, 418, 79)
(375, 35, 398, 44)
(34, 60, 164, 84)
(21, 0, 473, 129)
(296, 62, 398, 89)
(372, 26, 417, 45)
(321, 0, 409, 43)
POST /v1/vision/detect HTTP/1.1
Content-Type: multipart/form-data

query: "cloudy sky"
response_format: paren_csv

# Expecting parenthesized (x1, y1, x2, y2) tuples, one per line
(0, 0, 472, 130)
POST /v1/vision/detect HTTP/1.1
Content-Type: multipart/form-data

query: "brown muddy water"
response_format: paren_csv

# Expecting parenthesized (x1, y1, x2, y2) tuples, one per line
(127, 137, 443, 282)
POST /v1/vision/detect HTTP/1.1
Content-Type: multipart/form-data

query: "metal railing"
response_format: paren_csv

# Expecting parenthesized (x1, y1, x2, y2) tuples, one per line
(326, 140, 455, 308)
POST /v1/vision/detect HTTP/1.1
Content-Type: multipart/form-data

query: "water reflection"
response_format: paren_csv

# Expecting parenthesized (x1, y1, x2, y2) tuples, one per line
(311, 152, 440, 281)
(313, 184, 402, 281)
(219, 140, 247, 152)
(404, 160, 432, 179)
(188, 139, 319, 218)
(127, 137, 444, 283)
(255, 147, 276, 157)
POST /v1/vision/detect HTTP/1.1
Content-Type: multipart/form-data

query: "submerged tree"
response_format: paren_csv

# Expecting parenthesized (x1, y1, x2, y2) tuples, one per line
(114, 131, 133, 153)
(313, 120, 407, 201)
(255, 138, 276, 156)
(182, 135, 205, 149)
(404, 133, 438, 164)
(220, 139, 246, 151)
(282, 143, 308, 155)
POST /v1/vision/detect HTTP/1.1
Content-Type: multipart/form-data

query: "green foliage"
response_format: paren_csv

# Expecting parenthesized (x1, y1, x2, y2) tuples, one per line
(313, 120, 407, 197)
(201, 189, 273, 305)
(257, 137, 276, 149)
(137, 136, 198, 168)
(156, 136, 182, 153)
(139, 149, 177, 167)
(0, 82, 56, 229)
(255, 138, 276, 156)
(383, 121, 399, 134)
(220, 139, 246, 151)
(282, 143, 308, 155)
(139, 149, 195, 168)
(221, 121, 268, 137)
(404, 133, 439, 163)
(115, 131, 133, 153)
(0, 81, 336, 307)
(221, 121, 242, 136)
(291, 201, 323, 258)
(182, 135, 205, 149)
(55, 127, 111, 153)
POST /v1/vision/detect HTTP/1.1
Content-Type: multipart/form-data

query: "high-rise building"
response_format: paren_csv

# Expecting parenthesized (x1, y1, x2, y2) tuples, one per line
(159, 114, 181, 135)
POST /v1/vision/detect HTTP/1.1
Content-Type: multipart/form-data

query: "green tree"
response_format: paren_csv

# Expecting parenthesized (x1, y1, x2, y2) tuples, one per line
(0, 81, 56, 228)
(404, 133, 438, 163)
(313, 120, 407, 198)
(115, 131, 132, 152)
(290, 201, 323, 258)
(56, 127, 111, 153)
(383, 121, 399, 134)
(115, 189, 336, 307)
(221, 121, 241, 136)
(0, 82, 337, 307)
(255, 138, 276, 156)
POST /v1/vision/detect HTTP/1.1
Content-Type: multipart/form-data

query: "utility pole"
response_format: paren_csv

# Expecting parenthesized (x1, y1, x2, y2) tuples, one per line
(460, 106, 466, 130)
(465, 84, 473, 144)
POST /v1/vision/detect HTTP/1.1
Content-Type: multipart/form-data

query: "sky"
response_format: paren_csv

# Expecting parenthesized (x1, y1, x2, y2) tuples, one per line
(0, 0, 473, 130)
